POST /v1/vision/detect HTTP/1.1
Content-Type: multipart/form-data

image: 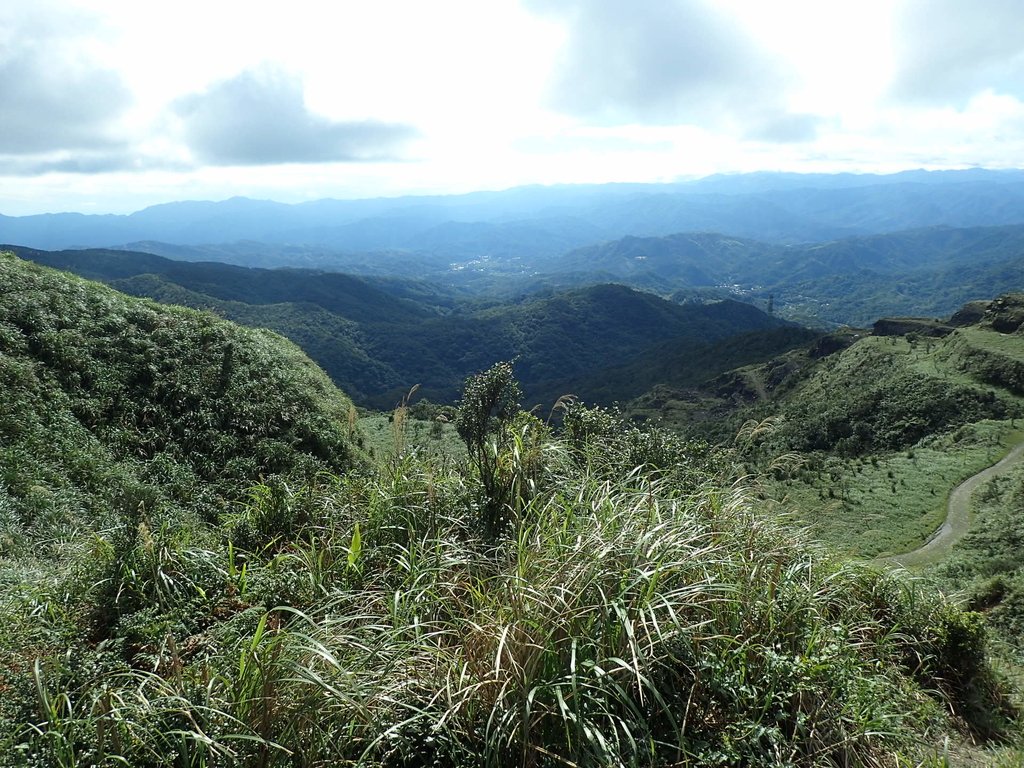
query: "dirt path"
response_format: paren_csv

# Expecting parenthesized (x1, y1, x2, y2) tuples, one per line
(883, 440, 1024, 569)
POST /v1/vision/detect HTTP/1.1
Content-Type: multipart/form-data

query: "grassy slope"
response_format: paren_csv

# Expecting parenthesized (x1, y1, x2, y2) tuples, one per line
(761, 331, 1023, 557)
(0, 252, 365, 741)
(0, 259, 1011, 763)
(937, 456, 1024, 647)
(4, 401, 1011, 766)
(774, 421, 1021, 558)
(625, 302, 1024, 560)
(0, 252, 360, 537)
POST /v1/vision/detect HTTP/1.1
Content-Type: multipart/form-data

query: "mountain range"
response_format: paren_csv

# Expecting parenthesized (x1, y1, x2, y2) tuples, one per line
(4, 168, 1024, 410)
(2, 247, 1013, 764)
(5, 169, 1024, 255)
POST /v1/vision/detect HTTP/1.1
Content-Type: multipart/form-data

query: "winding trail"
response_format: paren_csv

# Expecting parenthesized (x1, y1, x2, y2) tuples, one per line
(883, 440, 1024, 569)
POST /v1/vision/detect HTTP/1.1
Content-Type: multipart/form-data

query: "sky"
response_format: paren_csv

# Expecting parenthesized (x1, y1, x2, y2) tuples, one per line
(3, 0, 1024, 215)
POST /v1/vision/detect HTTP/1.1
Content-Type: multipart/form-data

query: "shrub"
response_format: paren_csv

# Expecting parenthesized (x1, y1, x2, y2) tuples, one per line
(454, 361, 525, 540)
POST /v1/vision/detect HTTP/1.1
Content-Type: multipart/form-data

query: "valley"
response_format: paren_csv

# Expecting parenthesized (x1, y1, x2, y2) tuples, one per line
(9, 0, 1024, 759)
(3, 170, 1024, 765)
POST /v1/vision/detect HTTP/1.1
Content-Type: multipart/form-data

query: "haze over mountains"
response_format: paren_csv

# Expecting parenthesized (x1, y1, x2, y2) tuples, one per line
(5, 168, 1024, 408)
(5, 169, 1024, 254)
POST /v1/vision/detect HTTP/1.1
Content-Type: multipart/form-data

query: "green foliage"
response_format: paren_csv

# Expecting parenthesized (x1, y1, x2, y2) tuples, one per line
(9, 448, 1004, 766)
(0, 256, 1019, 765)
(781, 366, 1009, 456)
(0, 252, 360, 543)
(15, 246, 793, 409)
(561, 399, 724, 490)
(566, 326, 822, 407)
(455, 361, 529, 540)
(686, 320, 1024, 559)
(455, 363, 521, 456)
(0, 252, 367, 751)
(763, 422, 1019, 558)
(937, 458, 1024, 647)
(954, 326, 1024, 395)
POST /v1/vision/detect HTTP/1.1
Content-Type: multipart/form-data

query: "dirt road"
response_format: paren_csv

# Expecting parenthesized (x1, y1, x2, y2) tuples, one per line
(883, 440, 1024, 569)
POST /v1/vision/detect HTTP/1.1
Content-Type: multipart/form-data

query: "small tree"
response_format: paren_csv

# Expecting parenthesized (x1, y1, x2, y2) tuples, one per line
(455, 361, 522, 540)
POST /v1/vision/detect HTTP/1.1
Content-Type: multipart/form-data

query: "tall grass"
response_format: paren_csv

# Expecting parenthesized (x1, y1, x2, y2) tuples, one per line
(3, 410, 1013, 766)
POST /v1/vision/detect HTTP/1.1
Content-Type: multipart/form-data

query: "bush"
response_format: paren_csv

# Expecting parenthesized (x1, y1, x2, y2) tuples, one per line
(560, 398, 724, 489)
(454, 361, 525, 540)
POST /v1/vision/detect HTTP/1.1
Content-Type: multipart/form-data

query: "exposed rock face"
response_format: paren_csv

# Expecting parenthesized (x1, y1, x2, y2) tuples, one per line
(949, 301, 990, 327)
(809, 330, 862, 358)
(948, 294, 1024, 334)
(871, 317, 954, 338)
(985, 294, 1024, 334)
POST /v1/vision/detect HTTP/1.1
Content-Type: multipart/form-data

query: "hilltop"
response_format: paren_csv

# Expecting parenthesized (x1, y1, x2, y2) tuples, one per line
(624, 293, 1024, 562)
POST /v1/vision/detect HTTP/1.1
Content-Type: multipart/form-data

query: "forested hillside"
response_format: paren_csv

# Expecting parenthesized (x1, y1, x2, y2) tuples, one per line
(0, 253, 1014, 765)
(549, 224, 1024, 326)
(11, 216, 1024, 344)
(0, 252, 361, 540)
(8, 246, 794, 408)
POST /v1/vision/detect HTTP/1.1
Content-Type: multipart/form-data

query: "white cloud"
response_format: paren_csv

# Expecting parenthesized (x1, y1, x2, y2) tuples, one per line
(172, 66, 419, 166)
(0, 3, 133, 155)
(890, 0, 1024, 105)
(2, 0, 1024, 214)
(529, 0, 809, 140)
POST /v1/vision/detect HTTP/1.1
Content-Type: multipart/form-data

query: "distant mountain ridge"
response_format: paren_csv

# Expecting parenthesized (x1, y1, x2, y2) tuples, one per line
(545, 223, 1024, 325)
(5, 168, 1024, 407)
(5, 169, 1024, 253)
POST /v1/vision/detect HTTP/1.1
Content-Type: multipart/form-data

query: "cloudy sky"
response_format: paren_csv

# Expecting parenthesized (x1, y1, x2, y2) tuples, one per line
(3, 0, 1024, 215)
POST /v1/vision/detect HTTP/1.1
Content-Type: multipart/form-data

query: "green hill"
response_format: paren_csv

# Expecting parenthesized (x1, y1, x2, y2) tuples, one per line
(561, 325, 823, 406)
(7, 246, 794, 409)
(549, 225, 1024, 326)
(0, 250, 362, 563)
(628, 295, 1024, 563)
(382, 287, 793, 405)
(7, 244, 448, 323)
(0, 255, 1014, 763)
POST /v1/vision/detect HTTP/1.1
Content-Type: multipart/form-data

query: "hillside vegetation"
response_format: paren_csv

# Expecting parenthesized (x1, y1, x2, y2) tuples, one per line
(5, 171, 1024, 334)
(551, 225, 1024, 326)
(631, 295, 1024, 561)
(8, 246, 793, 408)
(0, 256, 1014, 765)
(0, 252, 360, 536)
(0, 251, 365, 747)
